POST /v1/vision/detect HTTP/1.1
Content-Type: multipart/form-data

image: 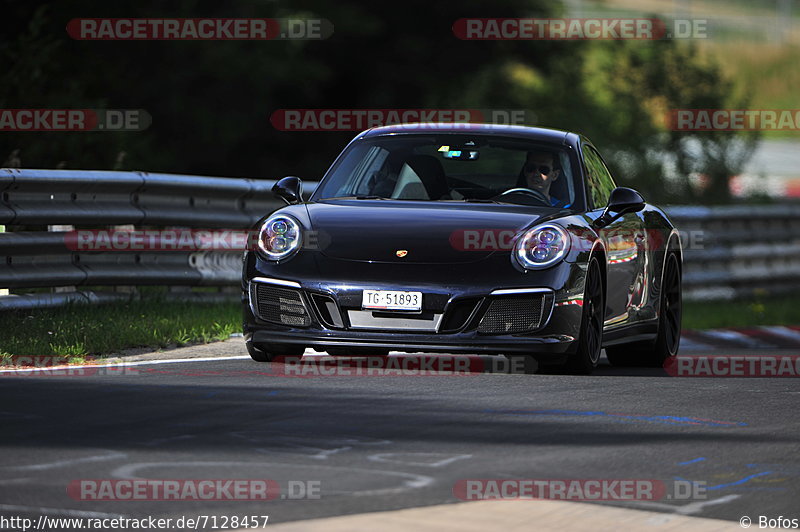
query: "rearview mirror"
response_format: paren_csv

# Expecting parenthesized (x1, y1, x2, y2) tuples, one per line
(594, 187, 645, 228)
(272, 176, 303, 205)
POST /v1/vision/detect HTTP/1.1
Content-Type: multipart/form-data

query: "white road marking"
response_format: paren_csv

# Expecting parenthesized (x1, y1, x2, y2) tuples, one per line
(367, 453, 472, 468)
(5, 450, 127, 471)
(110, 461, 434, 497)
(0, 355, 250, 374)
(626, 494, 741, 515)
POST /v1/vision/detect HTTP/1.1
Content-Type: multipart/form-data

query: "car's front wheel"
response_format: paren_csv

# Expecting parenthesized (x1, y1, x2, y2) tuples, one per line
(564, 258, 604, 375)
(246, 342, 305, 362)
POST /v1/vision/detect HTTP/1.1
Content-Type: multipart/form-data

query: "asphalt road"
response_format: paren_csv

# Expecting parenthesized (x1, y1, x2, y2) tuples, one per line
(1, 344, 798, 529)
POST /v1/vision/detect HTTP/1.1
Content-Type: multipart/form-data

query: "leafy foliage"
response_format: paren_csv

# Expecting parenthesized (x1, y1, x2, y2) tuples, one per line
(0, 0, 754, 203)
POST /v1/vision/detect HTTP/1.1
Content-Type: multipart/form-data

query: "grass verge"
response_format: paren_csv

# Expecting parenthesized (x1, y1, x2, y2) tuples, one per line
(683, 295, 800, 330)
(0, 299, 240, 362)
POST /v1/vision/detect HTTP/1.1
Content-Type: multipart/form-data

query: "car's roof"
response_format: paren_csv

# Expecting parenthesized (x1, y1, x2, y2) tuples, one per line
(359, 123, 579, 146)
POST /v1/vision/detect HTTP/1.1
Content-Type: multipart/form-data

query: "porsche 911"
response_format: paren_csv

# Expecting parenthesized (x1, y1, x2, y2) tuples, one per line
(242, 124, 682, 374)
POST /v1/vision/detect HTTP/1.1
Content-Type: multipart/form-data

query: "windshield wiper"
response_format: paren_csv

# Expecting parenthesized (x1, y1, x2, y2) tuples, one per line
(443, 198, 508, 204)
(327, 195, 389, 200)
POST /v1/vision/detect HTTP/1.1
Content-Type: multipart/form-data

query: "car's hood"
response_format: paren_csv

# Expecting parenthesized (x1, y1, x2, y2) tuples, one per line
(306, 200, 549, 264)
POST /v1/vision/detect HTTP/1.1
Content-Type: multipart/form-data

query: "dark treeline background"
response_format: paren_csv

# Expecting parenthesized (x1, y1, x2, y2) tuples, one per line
(0, 0, 757, 203)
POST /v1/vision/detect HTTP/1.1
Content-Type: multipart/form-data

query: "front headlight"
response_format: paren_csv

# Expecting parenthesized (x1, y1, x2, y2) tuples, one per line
(257, 214, 302, 261)
(514, 223, 570, 269)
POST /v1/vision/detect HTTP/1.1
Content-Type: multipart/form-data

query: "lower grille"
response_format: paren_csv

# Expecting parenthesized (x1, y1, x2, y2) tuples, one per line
(477, 295, 548, 334)
(251, 283, 310, 327)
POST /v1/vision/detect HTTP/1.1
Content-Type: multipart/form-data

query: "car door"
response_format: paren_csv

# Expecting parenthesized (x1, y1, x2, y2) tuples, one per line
(581, 144, 645, 328)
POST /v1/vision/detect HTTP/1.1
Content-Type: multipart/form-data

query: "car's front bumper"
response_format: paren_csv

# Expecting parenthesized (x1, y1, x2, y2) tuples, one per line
(242, 251, 587, 358)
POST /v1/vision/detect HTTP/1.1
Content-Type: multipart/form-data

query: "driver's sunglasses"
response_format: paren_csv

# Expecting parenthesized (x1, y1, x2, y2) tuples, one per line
(525, 163, 553, 175)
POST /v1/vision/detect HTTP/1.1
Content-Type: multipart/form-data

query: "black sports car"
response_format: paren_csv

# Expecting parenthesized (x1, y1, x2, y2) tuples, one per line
(242, 124, 682, 374)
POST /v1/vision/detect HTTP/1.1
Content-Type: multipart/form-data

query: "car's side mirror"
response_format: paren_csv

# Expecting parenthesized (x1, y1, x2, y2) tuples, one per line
(272, 176, 304, 205)
(594, 187, 645, 228)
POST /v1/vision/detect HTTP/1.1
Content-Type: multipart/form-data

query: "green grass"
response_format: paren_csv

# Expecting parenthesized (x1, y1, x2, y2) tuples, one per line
(0, 300, 240, 362)
(683, 295, 800, 330)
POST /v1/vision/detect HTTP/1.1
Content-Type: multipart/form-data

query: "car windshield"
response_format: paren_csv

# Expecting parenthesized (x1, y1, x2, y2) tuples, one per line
(313, 135, 579, 210)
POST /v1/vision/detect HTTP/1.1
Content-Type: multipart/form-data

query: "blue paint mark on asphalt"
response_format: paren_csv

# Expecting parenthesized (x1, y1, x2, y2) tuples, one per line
(678, 457, 707, 465)
(485, 409, 747, 427)
(706, 471, 775, 490)
(266, 391, 280, 396)
(674, 471, 774, 490)
(746, 464, 800, 474)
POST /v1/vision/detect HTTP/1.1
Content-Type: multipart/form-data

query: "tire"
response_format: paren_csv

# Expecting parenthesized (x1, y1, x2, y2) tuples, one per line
(606, 252, 682, 367)
(563, 258, 604, 375)
(246, 342, 305, 362)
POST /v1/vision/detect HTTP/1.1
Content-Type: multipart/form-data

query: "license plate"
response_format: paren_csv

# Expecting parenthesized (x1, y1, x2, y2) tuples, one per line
(362, 290, 422, 311)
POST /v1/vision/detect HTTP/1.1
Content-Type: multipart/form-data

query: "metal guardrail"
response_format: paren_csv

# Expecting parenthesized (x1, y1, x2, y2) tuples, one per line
(0, 169, 307, 308)
(0, 168, 797, 309)
(664, 205, 800, 301)
(0, 168, 283, 227)
(0, 290, 244, 311)
(0, 232, 252, 288)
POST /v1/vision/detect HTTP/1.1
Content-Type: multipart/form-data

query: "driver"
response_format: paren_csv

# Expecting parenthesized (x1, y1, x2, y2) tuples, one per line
(518, 151, 565, 207)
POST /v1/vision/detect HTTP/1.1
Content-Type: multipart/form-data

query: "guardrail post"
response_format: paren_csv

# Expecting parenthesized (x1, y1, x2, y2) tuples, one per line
(166, 225, 193, 298)
(112, 223, 137, 295)
(48, 224, 75, 293)
(0, 224, 5, 296)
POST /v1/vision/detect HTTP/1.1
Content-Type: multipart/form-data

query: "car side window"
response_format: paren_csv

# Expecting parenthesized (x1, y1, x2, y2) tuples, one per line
(582, 145, 616, 209)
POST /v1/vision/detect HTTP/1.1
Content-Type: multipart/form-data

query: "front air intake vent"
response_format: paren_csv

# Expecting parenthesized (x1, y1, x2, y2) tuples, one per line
(251, 283, 310, 327)
(440, 298, 482, 333)
(477, 294, 550, 334)
(311, 293, 344, 329)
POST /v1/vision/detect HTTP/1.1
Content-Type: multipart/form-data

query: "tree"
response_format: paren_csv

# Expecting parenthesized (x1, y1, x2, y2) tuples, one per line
(506, 36, 758, 203)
